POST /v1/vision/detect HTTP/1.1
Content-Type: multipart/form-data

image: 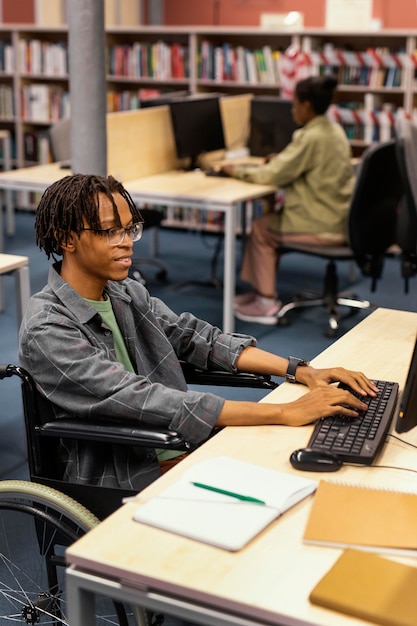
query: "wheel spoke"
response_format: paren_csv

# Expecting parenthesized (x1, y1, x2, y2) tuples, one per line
(0, 481, 131, 625)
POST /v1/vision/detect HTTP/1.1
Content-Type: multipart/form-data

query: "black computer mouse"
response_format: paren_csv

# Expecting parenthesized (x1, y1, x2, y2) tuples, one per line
(289, 448, 343, 472)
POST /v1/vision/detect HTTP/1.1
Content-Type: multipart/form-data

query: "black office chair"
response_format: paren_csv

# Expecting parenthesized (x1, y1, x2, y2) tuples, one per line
(394, 116, 417, 293)
(48, 118, 168, 286)
(275, 140, 404, 337)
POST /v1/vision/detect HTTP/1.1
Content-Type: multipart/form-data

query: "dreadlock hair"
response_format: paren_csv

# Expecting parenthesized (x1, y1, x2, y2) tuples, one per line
(295, 75, 338, 115)
(35, 173, 143, 259)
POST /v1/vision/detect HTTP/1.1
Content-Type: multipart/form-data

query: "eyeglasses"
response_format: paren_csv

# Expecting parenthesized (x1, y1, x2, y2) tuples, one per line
(82, 222, 144, 246)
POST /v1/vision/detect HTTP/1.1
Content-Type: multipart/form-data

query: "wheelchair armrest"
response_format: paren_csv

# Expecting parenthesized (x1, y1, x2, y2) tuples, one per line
(37, 419, 189, 450)
(180, 362, 278, 389)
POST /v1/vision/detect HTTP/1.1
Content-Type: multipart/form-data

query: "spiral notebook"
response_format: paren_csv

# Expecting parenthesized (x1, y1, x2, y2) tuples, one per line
(133, 456, 317, 551)
(303, 480, 417, 556)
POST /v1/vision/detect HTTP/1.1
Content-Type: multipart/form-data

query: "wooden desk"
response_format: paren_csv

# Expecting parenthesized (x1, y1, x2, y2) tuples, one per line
(0, 162, 65, 195)
(0, 253, 30, 326)
(0, 162, 68, 260)
(0, 163, 274, 334)
(66, 307, 417, 626)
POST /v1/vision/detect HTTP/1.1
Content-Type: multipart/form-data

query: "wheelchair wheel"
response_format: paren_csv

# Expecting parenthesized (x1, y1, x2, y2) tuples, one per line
(0, 480, 147, 625)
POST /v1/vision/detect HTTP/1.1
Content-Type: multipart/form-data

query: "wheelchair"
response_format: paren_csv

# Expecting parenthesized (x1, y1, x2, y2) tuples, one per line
(0, 363, 277, 625)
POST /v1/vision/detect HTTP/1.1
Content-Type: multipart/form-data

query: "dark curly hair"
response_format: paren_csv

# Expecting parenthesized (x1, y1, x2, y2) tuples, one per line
(295, 75, 338, 115)
(35, 173, 143, 259)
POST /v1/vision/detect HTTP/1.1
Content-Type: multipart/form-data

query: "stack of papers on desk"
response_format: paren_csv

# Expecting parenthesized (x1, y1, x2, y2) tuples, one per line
(133, 456, 317, 551)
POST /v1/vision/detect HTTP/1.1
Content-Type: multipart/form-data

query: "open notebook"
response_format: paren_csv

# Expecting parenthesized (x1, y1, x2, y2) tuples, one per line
(133, 456, 317, 551)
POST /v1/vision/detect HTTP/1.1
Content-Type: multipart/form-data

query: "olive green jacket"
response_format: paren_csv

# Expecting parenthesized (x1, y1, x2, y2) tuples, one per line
(233, 115, 355, 236)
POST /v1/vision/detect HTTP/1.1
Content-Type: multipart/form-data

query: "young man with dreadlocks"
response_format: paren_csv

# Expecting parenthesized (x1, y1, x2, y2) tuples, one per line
(19, 173, 376, 491)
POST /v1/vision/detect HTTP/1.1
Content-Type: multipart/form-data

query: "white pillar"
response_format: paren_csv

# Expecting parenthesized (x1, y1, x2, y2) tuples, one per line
(67, 0, 107, 176)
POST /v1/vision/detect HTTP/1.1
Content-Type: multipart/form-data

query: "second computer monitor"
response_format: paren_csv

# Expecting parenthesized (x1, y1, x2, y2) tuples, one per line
(395, 333, 417, 433)
(168, 95, 226, 170)
(249, 96, 298, 157)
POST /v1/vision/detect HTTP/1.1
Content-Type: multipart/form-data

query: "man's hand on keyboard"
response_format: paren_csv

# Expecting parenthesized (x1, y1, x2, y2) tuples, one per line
(279, 386, 369, 427)
(294, 366, 379, 398)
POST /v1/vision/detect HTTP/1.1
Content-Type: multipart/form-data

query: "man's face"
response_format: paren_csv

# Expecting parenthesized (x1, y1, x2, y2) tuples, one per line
(61, 192, 136, 300)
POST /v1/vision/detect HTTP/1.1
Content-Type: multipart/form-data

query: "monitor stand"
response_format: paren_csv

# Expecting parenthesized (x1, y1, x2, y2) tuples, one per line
(179, 154, 201, 172)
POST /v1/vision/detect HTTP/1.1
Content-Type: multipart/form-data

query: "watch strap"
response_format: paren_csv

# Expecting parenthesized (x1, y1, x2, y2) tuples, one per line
(286, 356, 308, 383)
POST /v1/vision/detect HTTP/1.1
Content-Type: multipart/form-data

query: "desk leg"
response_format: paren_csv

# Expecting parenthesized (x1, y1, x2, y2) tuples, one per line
(5, 189, 14, 237)
(2, 133, 14, 236)
(15, 265, 30, 327)
(67, 567, 96, 626)
(223, 204, 237, 334)
(0, 189, 3, 253)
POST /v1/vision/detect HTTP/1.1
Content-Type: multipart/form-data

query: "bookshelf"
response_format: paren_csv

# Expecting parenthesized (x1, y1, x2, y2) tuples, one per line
(193, 28, 294, 93)
(2, 25, 417, 166)
(300, 30, 416, 152)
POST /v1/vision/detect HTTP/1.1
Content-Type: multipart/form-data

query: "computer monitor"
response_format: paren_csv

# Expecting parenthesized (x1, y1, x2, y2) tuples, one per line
(168, 96, 226, 170)
(395, 334, 417, 433)
(248, 96, 299, 157)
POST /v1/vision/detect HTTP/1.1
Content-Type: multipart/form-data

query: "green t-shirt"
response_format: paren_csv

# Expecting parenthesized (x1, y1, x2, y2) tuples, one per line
(86, 296, 181, 461)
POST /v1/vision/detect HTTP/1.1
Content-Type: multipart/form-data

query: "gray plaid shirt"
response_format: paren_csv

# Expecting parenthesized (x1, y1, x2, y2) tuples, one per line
(19, 263, 256, 490)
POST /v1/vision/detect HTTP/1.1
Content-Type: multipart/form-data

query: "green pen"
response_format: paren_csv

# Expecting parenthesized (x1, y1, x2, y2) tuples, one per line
(192, 481, 266, 505)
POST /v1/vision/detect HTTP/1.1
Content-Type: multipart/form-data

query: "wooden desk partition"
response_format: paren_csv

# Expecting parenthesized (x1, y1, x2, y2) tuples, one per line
(220, 93, 252, 151)
(106, 93, 253, 181)
(106, 107, 179, 181)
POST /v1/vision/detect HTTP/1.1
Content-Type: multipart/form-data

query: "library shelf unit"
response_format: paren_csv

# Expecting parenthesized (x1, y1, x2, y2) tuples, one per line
(2, 25, 417, 167)
(300, 30, 417, 153)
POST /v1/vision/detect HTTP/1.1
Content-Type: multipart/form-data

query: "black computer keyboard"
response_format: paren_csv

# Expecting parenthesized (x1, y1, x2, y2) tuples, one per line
(307, 380, 399, 465)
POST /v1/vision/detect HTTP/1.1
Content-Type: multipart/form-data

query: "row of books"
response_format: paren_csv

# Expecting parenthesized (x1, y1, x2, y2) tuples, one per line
(162, 206, 225, 230)
(328, 101, 398, 142)
(0, 40, 14, 73)
(18, 39, 68, 76)
(311, 47, 408, 67)
(336, 121, 396, 142)
(23, 129, 50, 163)
(198, 41, 282, 85)
(0, 84, 14, 118)
(20, 84, 70, 122)
(311, 46, 407, 89)
(320, 64, 402, 88)
(0, 131, 15, 163)
(162, 199, 270, 232)
(107, 42, 189, 80)
(107, 88, 161, 112)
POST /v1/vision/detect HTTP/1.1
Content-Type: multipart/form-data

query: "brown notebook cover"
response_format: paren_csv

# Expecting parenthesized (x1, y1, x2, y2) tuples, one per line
(309, 549, 417, 626)
(303, 480, 417, 555)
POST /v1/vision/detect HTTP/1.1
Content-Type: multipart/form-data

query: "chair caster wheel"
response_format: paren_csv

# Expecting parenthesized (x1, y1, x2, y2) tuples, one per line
(325, 317, 339, 338)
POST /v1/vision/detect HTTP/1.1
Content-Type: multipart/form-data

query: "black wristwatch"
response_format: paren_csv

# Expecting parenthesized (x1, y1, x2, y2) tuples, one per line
(285, 356, 309, 383)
